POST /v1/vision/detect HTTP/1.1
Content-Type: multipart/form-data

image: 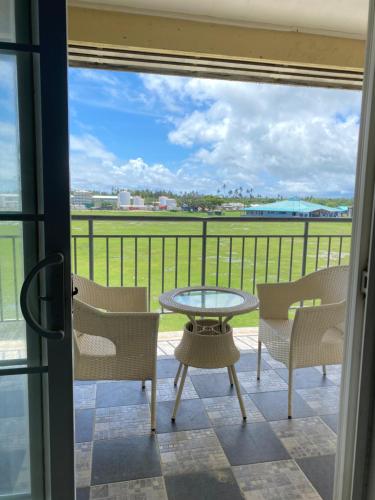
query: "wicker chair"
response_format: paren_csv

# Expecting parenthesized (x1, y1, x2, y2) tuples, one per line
(257, 265, 349, 418)
(72, 275, 159, 431)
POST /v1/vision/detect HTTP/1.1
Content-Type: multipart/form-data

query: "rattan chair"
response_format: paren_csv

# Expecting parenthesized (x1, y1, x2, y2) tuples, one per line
(72, 275, 159, 431)
(257, 265, 349, 418)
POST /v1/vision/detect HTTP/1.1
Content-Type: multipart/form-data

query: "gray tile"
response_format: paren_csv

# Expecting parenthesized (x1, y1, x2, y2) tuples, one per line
(96, 381, 147, 408)
(157, 359, 181, 378)
(75, 442, 92, 488)
(261, 353, 286, 369)
(156, 399, 211, 433)
(270, 417, 337, 458)
(297, 386, 340, 415)
(202, 395, 265, 427)
(234, 352, 271, 372)
(94, 405, 151, 439)
(92, 435, 161, 485)
(323, 365, 342, 386)
(277, 368, 334, 389)
(321, 414, 338, 434)
(165, 468, 244, 500)
(74, 384, 97, 410)
(297, 454, 335, 500)
(146, 377, 199, 402)
(233, 460, 321, 499)
(189, 367, 227, 375)
(75, 409, 94, 443)
(0, 389, 25, 418)
(76, 487, 90, 500)
(191, 372, 245, 398)
(215, 422, 290, 466)
(251, 390, 316, 421)
(158, 429, 229, 475)
(237, 370, 288, 393)
(0, 449, 26, 495)
(90, 477, 167, 499)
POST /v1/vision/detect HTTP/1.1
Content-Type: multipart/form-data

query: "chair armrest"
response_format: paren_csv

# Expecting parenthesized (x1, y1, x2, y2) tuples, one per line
(257, 281, 301, 319)
(291, 300, 346, 347)
(73, 298, 159, 348)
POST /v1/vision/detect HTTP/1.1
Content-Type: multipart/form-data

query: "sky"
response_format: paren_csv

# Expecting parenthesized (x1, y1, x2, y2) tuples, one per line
(0, 55, 363, 198)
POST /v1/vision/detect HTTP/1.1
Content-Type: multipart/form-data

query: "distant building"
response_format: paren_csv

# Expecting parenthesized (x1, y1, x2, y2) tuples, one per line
(159, 196, 177, 210)
(118, 190, 131, 208)
(0, 193, 20, 211)
(92, 195, 118, 209)
(243, 199, 347, 218)
(133, 195, 144, 207)
(222, 202, 244, 211)
(71, 190, 93, 208)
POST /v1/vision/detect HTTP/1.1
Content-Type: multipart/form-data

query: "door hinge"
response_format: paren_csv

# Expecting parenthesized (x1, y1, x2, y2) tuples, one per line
(361, 269, 368, 296)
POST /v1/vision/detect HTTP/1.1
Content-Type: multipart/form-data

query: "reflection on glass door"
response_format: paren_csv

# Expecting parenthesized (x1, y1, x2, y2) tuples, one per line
(0, 1, 74, 498)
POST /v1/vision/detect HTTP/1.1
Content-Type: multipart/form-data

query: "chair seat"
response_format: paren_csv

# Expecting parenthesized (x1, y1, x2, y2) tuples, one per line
(76, 332, 116, 357)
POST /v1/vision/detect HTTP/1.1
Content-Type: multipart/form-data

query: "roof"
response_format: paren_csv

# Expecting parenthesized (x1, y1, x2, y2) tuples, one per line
(244, 199, 342, 214)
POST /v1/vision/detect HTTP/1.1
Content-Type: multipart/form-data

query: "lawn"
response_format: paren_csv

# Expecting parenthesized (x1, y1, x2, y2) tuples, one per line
(0, 212, 352, 332)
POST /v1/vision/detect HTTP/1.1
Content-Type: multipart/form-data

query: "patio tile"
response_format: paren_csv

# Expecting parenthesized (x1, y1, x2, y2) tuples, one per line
(297, 386, 340, 415)
(202, 395, 265, 426)
(76, 487, 90, 500)
(94, 404, 151, 440)
(234, 352, 271, 372)
(250, 390, 316, 421)
(96, 381, 147, 408)
(157, 358, 181, 378)
(237, 370, 288, 393)
(164, 468, 244, 500)
(0, 388, 25, 418)
(233, 460, 321, 499)
(261, 352, 286, 369)
(189, 367, 227, 375)
(146, 376, 199, 402)
(74, 384, 97, 410)
(297, 454, 335, 500)
(91, 435, 161, 485)
(0, 449, 26, 495)
(321, 414, 339, 434)
(277, 367, 334, 389)
(75, 442, 92, 488)
(323, 365, 342, 386)
(156, 399, 211, 433)
(270, 417, 337, 459)
(158, 429, 229, 475)
(190, 372, 245, 398)
(215, 422, 290, 466)
(90, 477, 168, 499)
(75, 409, 95, 443)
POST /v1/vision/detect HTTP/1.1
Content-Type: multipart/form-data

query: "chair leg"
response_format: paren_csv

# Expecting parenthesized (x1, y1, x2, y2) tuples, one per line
(257, 341, 262, 380)
(142, 380, 146, 390)
(230, 365, 247, 420)
(227, 366, 234, 386)
(174, 362, 183, 387)
(322, 365, 327, 376)
(172, 364, 188, 422)
(150, 377, 157, 432)
(288, 366, 293, 419)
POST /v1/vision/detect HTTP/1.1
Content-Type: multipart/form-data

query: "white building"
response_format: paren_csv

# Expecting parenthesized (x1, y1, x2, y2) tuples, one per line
(159, 196, 177, 210)
(71, 190, 93, 208)
(0, 193, 20, 211)
(92, 195, 118, 208)
(133, 195, 144, 206)
(118, 190, 131, 208)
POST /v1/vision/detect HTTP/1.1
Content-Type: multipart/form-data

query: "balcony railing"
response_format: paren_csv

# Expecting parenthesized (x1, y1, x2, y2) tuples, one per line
(0, 215, 352, 322)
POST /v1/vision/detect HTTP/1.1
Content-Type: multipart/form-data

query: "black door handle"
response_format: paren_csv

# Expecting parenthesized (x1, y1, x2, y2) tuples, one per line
(20, 253, 65, 340)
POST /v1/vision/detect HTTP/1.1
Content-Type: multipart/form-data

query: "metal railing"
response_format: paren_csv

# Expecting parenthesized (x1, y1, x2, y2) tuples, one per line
(0, 215, 352, 321)
(71, 215, 352, 314)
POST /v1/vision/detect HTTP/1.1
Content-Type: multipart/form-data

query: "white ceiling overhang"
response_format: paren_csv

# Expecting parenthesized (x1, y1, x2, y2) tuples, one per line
(70, 0, 368, 40)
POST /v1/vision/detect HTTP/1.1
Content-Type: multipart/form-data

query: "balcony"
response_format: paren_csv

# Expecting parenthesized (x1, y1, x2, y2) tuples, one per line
(0, 215, 350, 499)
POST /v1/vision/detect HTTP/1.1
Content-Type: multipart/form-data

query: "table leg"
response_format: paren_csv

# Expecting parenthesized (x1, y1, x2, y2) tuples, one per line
(227, 367, 234, 386)
(174, 362, 183, 387)
(230, 365, 247, 420)
(172, 364, 188, 422)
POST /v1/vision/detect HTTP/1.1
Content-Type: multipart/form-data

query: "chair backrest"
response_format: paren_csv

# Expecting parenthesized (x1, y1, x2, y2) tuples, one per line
(72, 274, 106, 309)
(298, 265, 349, 304)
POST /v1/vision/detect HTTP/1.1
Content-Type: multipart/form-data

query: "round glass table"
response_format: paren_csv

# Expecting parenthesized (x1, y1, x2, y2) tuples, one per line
(159, 286, 259, 422)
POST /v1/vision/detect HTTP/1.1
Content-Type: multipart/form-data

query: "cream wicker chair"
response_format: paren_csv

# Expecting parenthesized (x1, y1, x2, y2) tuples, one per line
(257, 265, 349, 418)
(72, 275, 159, 431)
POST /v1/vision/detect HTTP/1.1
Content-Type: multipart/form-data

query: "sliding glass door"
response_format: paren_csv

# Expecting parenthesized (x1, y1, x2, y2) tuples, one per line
(0, 1, 74, 498)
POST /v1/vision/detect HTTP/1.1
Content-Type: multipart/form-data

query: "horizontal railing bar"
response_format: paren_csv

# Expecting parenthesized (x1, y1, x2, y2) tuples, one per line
(70, 233, 351, 239)
(71, 214, 352, 223)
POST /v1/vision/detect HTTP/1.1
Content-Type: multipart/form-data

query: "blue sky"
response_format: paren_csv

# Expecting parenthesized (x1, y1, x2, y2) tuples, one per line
(0, 57, 362, 197)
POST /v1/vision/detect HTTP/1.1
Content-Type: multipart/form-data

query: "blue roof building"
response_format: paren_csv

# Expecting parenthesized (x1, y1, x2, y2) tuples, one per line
(243, 199, 347, 218)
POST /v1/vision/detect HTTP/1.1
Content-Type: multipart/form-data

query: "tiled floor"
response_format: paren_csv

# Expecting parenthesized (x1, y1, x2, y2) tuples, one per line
(75, 332, 341, 500)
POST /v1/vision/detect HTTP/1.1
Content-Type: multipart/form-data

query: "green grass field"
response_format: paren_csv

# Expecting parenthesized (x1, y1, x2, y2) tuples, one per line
(0, 211, 352, 332)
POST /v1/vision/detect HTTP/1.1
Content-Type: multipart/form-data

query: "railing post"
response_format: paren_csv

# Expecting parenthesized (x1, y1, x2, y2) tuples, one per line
(201, 220, 207, 285)
(301, 221, 309, 276)
(88, 218, 94, 281)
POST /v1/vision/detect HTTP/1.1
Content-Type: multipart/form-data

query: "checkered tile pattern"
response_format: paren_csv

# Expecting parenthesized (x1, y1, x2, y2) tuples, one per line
(71, 332, 341, 499)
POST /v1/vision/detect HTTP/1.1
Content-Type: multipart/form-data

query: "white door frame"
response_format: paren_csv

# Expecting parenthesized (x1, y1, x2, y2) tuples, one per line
(334, 0, 375, 497)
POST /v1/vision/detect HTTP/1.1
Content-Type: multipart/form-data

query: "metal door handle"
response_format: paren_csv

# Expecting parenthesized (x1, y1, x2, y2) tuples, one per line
(20, 253, 65, 340)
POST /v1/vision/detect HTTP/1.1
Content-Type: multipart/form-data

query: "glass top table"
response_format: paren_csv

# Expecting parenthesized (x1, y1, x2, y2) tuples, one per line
(159, 286, 258, 319)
